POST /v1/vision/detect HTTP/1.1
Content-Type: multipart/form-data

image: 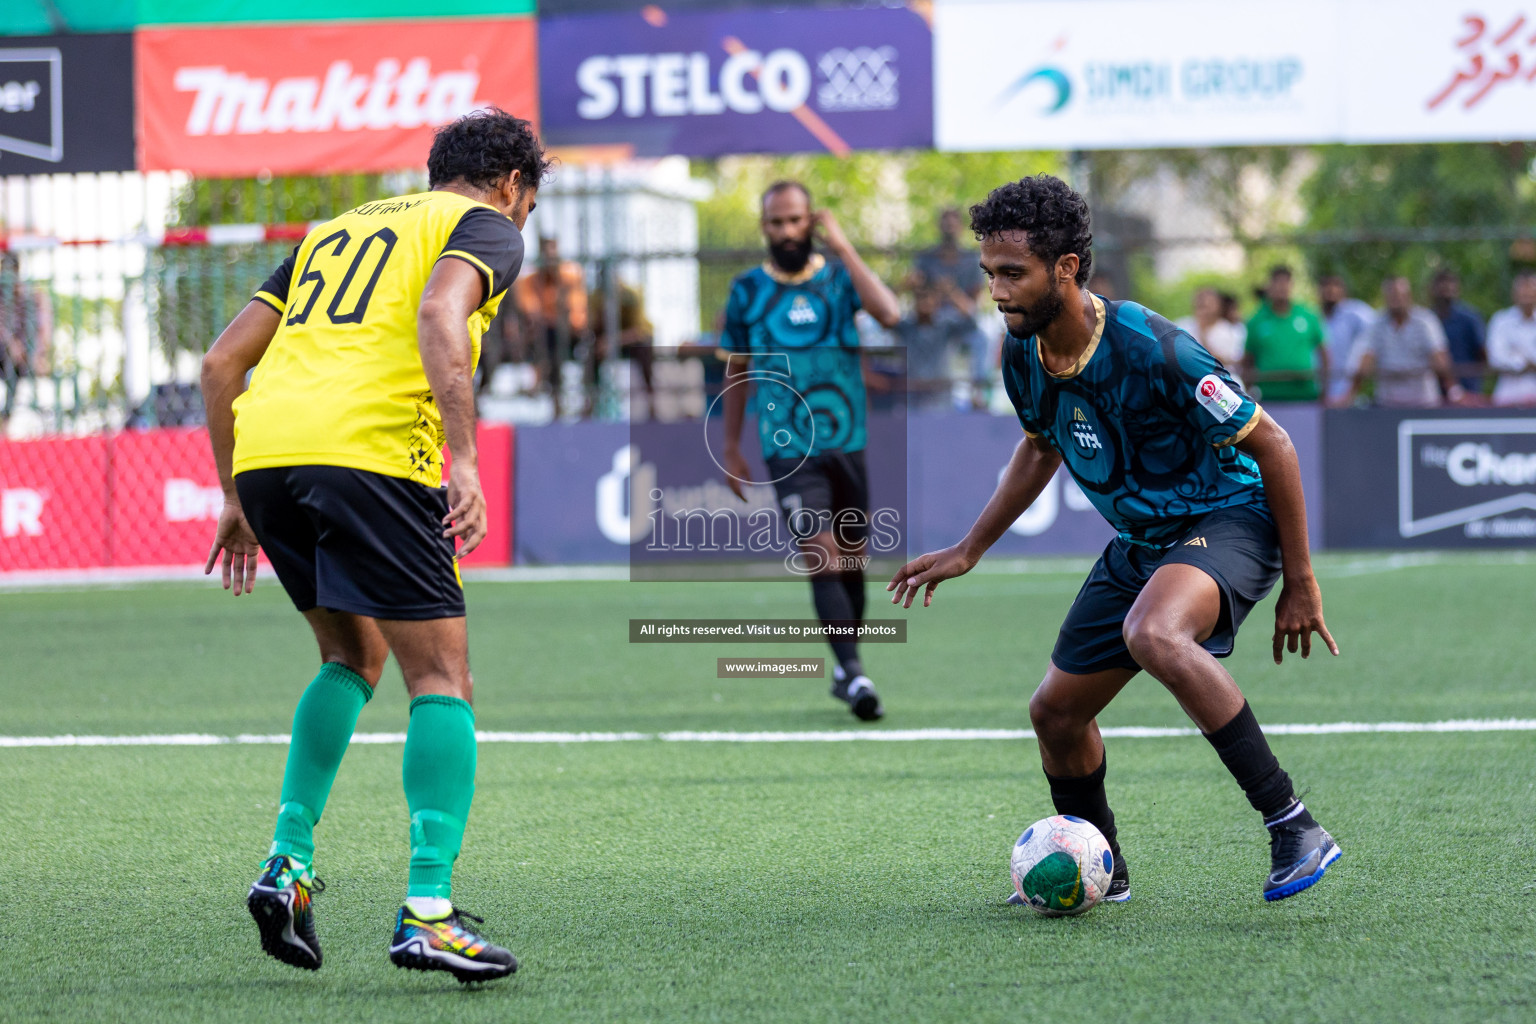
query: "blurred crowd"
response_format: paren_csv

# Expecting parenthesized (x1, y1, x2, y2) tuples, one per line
(4, 214, 1535, 432)
(1191, 263, 1536, 409)
(471, 212, 1536, 422)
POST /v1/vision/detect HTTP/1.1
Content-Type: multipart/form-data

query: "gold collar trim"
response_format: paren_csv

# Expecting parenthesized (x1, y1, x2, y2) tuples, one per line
(1039, 293, 1106, 379)
(763, 252, 825, 285)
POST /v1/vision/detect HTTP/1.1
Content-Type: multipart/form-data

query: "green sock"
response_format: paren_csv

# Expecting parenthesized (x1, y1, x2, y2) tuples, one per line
(402, 695, 477, 901)
(268, 662, 373, 868)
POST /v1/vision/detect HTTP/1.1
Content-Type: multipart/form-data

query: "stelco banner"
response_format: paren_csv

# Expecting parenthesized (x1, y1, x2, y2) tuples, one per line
(1326, 410, 1536, 548)
(538, 5, 932, 157)
(936, 0, 1536, 150)
(0, 33, 135, 174)
(135, 19, 537, 176)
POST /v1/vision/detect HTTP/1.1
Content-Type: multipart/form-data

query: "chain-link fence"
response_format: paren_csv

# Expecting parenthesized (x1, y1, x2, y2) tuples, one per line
(4, 147, 1535, 435)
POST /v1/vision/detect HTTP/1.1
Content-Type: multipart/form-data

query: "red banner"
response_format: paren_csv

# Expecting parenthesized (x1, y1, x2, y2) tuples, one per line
(136, 19, 538, 176)
(0, 425, 516, 573)
(0, 436, 110, 571)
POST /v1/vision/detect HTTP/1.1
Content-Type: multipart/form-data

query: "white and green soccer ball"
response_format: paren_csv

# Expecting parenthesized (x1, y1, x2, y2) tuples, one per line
(1009, 815, 1113, 917)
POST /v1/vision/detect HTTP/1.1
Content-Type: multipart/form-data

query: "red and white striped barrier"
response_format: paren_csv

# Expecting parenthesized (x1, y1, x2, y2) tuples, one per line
(0, 222, 322, 252)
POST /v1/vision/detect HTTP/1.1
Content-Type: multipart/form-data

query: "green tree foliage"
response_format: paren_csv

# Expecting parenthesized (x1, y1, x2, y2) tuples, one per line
(1301, 143, 1536, 314)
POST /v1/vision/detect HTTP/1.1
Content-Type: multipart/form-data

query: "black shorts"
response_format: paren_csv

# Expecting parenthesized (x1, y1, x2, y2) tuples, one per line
(763, 449, 869, 543)
(1051, 504, 1282, 676)
(235, 465, 465, 621)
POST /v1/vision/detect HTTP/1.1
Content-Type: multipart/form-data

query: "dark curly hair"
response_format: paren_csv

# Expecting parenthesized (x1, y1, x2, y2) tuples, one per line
(427, 107, 551, 193)
(968, 175, 1093, 286)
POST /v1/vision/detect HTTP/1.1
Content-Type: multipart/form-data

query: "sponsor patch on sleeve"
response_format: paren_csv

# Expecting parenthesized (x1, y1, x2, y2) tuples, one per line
(1195, 374, 1244, 423)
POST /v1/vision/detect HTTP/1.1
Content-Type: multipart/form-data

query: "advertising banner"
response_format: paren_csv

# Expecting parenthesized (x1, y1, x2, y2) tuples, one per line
(0, 425, 514, 574)
(539, 5, 932, 157)
(136, 19, 537, 176)
(516, 408, 1323, 567)
(935, 1, 1536, 151)
(936, 0, 1342, 151)
(0, 436, 110, 571)
(911, 408, 1322, 555)
(1325, 409, 1536, 548)
(0, 33, 135, 174)
(1342, 2, 1536, 144)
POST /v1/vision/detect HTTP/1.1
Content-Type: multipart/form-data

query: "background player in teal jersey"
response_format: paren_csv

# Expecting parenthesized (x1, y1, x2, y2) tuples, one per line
(889, 175, 1342, 902)
(721, 181, 901, 720)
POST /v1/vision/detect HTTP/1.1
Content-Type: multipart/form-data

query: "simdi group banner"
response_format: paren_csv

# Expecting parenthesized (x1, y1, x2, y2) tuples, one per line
(935, 0, 1536, 151)
(539, 4, 932, 157)
(135, 18, 537, 176)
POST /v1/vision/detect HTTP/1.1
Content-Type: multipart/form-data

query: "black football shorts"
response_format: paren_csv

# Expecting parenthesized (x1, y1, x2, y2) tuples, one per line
(235, 465, 465, 620)
(1051, 503, 1282, 676)
(762, 449, 870, 543)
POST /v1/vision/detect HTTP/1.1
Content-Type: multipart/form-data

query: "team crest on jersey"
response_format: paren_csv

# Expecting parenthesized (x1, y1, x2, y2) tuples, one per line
(787, 295, 819, 326)
(1069, 405, 1103, 458)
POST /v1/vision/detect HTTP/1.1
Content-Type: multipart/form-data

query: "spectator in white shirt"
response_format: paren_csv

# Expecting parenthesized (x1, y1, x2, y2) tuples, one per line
(1488, 270, 1536, 407)
(1177, 287, 1246, 378)
(1318, 275, 1375, 402)
(1344, 277, 1464, 407)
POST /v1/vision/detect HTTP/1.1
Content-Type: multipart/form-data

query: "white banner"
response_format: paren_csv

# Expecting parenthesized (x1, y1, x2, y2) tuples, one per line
(935, 0, 1536, 150)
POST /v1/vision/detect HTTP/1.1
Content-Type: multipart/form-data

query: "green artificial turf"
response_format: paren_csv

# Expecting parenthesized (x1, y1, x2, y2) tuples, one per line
(0, 552, 1533, 1022)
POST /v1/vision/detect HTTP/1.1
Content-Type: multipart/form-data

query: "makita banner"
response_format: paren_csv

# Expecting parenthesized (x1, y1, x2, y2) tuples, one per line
(0, 33, 134, 174)
(135, 19, 537, 176)
(539, 5, 932, 157)
(1326, 409, 1536, 548)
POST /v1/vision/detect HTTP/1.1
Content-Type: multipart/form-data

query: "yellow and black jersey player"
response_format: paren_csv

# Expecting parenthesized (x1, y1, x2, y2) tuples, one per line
(199, 108, 546, 984)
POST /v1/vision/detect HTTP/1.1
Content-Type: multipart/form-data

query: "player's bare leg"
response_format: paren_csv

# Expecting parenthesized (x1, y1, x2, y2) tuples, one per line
(1024, 664, 1138, 903)
(802, 530, 881, 720)
(249, 610, 385, 970)
(375, 616, 516, 982)
(1122, 563, 1341, 901)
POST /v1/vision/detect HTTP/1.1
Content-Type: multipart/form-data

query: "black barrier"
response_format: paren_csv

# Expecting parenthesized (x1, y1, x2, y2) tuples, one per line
(0, 33, 134, 174)
(1324, 408, 1536, 548)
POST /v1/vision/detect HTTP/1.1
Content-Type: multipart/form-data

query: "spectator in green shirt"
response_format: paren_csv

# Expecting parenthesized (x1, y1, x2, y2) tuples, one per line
(1242, 265, 1329, 402)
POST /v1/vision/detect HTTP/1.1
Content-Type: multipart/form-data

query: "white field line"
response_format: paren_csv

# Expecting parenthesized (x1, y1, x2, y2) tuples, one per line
(3, 719, 1534, 748)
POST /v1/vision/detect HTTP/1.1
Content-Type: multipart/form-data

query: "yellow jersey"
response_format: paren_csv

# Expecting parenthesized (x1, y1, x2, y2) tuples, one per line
(233, 190, 524, 487)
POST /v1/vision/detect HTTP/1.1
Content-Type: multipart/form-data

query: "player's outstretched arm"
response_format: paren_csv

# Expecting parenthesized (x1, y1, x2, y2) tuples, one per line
(888, 435, 1061, 608)
(1235, 412, 1340, 664)
(200, 300, 281, 596)
(419, 258, 490, 556)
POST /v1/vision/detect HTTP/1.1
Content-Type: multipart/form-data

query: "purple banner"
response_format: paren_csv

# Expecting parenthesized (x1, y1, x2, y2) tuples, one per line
(513, 408, 1323, 566)
(538, 6, 934, 157)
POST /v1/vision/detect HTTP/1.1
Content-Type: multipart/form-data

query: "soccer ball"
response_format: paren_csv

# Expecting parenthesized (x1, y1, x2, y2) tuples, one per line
(1009, 815, 1114, 917)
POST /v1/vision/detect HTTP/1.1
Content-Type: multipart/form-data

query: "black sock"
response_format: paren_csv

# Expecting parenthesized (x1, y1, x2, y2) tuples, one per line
(843, 567, 866, 623)
(1044, 756, 1122, 863)
(1202, 701, 1297, 820)
(810, 576, 862, 678)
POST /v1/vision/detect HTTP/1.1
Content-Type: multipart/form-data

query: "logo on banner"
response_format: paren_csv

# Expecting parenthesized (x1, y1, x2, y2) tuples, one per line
(173, 59, 485, 137)
(817, 47, 899, 111)
(1401, 418, 1536, 539)
(1428, 13, 1536, 111)
(576, 44, 900, 120)
(0, 488, 45, 537)
(0, 48, 63, 162)
(994, 65, 1072, 114)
